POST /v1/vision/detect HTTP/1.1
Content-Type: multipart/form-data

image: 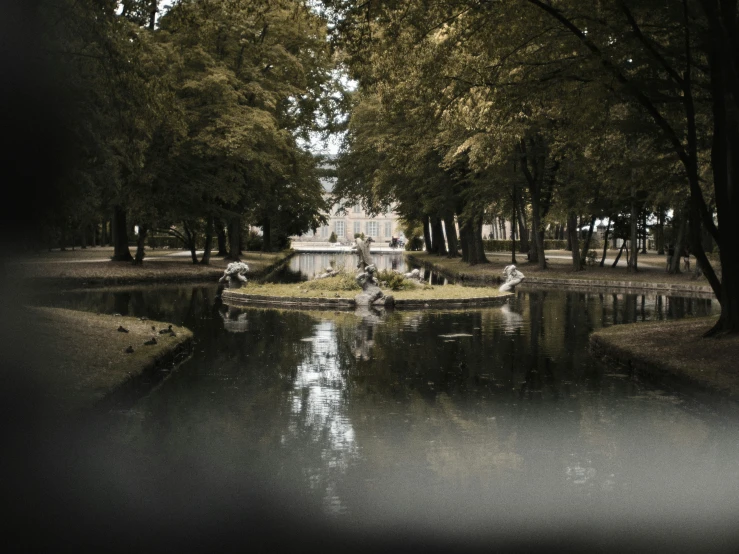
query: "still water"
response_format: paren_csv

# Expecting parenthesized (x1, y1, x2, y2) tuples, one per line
(33, 264, 739, 550)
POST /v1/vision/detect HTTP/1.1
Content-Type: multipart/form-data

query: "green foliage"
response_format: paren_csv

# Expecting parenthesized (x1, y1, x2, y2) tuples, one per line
(244, 231, 264, 252)
(328, 231, 337, 243)
(376, 270, 411, 291)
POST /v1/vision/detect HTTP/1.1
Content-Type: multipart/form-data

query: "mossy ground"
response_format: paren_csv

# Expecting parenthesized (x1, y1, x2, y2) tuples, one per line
(23, 307, 193, 412)
(591, 317, 739, 400)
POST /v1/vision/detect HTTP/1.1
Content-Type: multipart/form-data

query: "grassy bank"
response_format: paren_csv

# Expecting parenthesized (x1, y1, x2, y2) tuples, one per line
(407, 251, 715, 290)
(6, 247, 292, 289)
(590, 317, 739, 403)
(24, 307, 193, 413)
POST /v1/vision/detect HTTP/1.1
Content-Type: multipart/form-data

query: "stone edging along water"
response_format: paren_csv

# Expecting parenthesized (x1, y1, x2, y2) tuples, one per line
(221, 290, 510, 310)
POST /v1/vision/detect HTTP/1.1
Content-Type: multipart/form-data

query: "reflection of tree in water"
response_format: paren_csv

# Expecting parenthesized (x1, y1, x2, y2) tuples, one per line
(283, 319, 358, 514)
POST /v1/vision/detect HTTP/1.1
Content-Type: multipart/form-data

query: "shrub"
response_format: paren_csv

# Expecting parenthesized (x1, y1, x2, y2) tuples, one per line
(376, 269, 411, 291)
(405, 236, 424, 251)
(244, 230, 263, 251)
(304, 271, 361, 291)
(329, 231, 337, 243)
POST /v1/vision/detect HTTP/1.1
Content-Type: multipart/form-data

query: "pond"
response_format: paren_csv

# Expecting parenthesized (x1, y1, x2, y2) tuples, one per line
(29, 279, 739, 551)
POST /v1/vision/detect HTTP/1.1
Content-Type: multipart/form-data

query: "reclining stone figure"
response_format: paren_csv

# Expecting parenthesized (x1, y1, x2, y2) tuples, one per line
(499, 264, 524, 292)
(219, 262, 250, 289)
(315, 266, 337, 280)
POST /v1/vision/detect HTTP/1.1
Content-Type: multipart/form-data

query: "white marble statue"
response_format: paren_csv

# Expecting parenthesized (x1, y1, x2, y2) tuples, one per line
(315, 266, 337, 279)
(499, 264, 524, 292)
(219, 261, 250, 288)
(403, 268, 421, 280)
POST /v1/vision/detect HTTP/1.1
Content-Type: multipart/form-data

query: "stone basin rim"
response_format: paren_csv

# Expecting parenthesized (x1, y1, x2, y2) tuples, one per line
(221, 289, 512, 310)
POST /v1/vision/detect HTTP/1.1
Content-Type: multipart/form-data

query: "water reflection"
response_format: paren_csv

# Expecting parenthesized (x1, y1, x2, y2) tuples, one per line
(286, 320, 357, 513)
(26, 285, 738, 549)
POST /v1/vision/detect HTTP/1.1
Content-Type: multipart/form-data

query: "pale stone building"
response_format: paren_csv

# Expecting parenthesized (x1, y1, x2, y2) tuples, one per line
(292, 158, 404, 246)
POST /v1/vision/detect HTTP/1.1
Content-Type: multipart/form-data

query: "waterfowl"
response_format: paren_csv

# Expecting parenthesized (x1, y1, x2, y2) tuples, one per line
(144, 337, 157, 346)
(158, 325, 173, 334)
(117, 326, 129, 333)
(124, 345, 134, 353)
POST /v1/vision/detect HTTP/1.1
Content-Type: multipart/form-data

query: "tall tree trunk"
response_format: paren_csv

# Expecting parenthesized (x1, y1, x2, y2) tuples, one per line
(443, 213, 459, 257)
(473, 215, 489, 264)
(228, 216, 241, 261)
(567, 212, 582, 271)
(183, 222, 198, 264)
(430, 216, 446, 255)
(499, 218, 507, 239)
(422, 215, 433, 253)
(460, 220, 471, 263)
(201, 216, 214, 265)
(80, 225, 87, 249)
(133, 224, 148, 265)
(669, 212, 686, 274)
(112, 205, 132, 261)
(510, 201, 517, 264)
(611, 240, 626, 269)
(657, 208, 665, 255)
(627, 200, 638, 272)
(216, 222, 228, 256)
(599, 218, 612, 267)
(705, 24, 739, 333)
(90, 223, 97, 248)
(515, 194, 530, 254)
(580, 214, 597, 268)
(641, 212, 648, 253)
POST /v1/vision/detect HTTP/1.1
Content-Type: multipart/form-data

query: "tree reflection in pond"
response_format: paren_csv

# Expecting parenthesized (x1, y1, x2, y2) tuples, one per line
(29, 284, 738, 549)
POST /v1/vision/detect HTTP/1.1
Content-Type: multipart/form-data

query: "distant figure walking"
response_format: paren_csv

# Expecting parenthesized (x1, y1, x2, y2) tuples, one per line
(666, 244, 675, 272)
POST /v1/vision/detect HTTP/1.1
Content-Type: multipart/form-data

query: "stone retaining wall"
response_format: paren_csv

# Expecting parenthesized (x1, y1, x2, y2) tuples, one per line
(222, 290, 511, 310)
(523, 277, 713, 297)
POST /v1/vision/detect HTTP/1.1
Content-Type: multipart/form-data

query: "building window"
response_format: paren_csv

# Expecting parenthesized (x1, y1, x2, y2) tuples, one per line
(335, 221, 345, 238)
(321, 225, 329, 238)
(384, 222, 392, 237)
(366, 221, 378, 237)
(353, 204, 361, 214)
(354, 221, 361, 236)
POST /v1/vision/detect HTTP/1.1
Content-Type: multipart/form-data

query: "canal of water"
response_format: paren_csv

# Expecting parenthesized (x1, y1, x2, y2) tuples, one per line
(24, 253, 739, 551)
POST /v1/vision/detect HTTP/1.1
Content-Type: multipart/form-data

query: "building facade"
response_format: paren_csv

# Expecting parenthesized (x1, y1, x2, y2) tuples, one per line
(292, 157, 404, 245)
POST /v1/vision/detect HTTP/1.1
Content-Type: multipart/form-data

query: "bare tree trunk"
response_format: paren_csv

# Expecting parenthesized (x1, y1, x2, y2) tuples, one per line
(611, 240, 626, 268)
(443, 213, 459, 257)
(580, 214, 597, 268)
(183, 221, 198, 264)
(669, 212, 687, 274)
(568, 212, 582, 271)
(599, 218, 611, 267)
(422, 215, 433, 253)
(112, 205, 132, 261)
(217, 222, 228, 256)
(431, 216, 447, 255)
(628, 201, 638, 272)
(262, 216, 272, 252)
(228, 216, 241, 261)
(200, 216, 213, 265)
(133, 224, 147, 265)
